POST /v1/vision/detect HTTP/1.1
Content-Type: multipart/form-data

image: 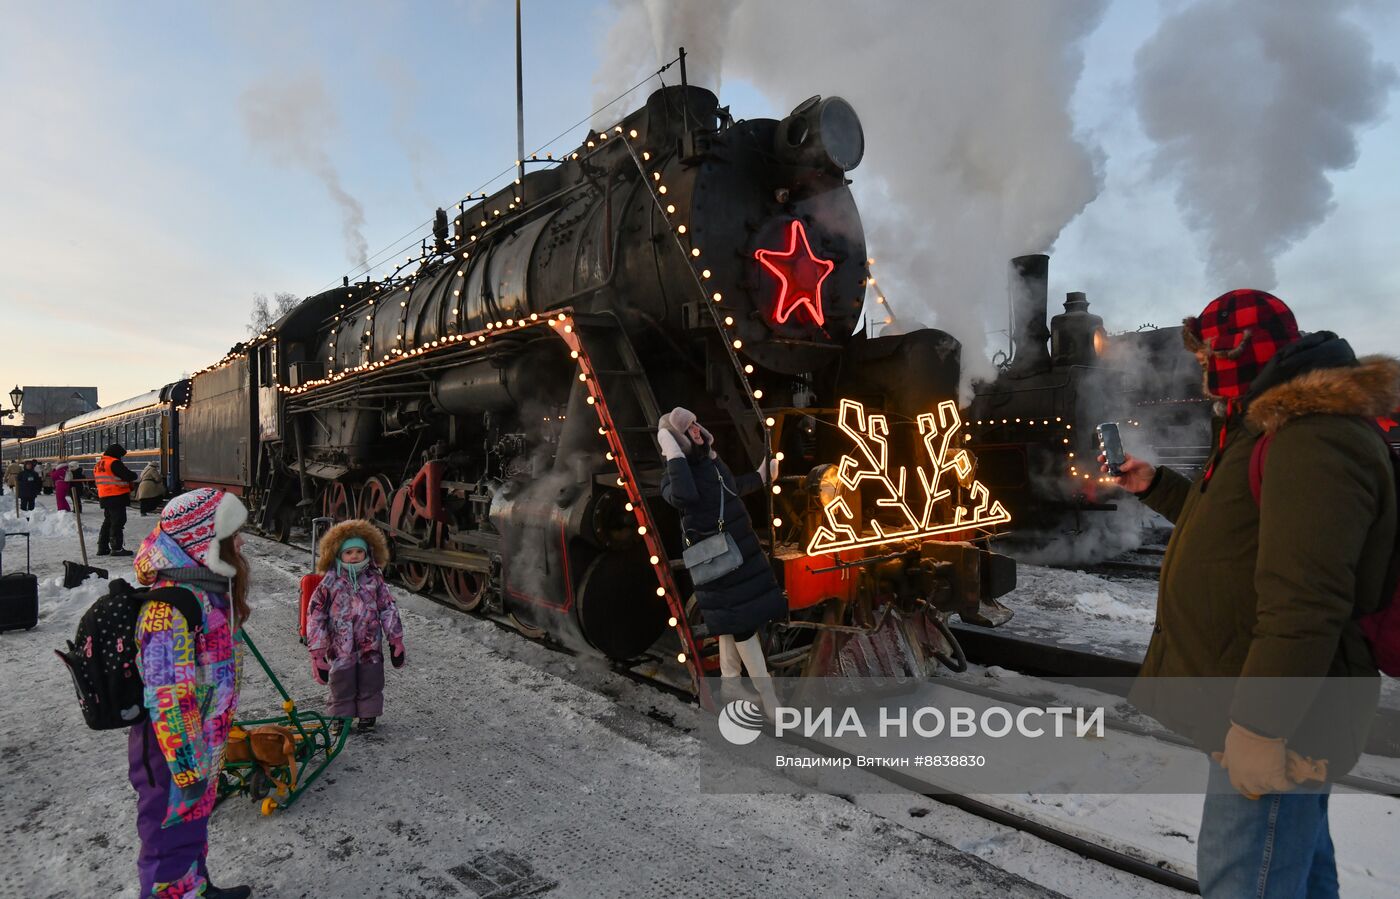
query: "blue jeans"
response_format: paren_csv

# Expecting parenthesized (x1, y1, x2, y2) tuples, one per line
(1197, 764, 1337, 898)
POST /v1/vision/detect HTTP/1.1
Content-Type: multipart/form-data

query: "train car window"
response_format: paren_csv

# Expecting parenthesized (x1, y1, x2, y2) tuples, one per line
(257, 345, 272, 387)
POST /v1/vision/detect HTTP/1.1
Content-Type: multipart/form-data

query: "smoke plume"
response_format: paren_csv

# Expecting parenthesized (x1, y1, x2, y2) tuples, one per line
(1134, 0, 1396, 289)
(594, 1, 1108, 396)
(591, 0, 742, 123)
(239, 72, 370, 267)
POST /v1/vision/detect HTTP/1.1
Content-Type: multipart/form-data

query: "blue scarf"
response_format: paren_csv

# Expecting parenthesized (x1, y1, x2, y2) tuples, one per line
(335, 537, 371, 589)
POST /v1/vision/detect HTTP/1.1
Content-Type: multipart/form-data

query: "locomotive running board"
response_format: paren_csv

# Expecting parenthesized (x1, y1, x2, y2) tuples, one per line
(551, 311, 716, 711)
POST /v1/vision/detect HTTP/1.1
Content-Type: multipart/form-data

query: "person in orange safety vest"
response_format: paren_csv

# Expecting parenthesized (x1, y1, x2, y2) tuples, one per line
(95, 443, 139, 557)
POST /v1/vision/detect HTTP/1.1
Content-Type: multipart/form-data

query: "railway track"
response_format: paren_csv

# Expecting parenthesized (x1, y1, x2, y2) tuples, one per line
(267, 531, 1396, 895)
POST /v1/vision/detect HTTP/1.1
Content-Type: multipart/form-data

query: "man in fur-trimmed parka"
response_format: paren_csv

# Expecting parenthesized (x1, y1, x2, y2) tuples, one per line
(305, 519, 406, 731)
(1109, 290, 1398, 898)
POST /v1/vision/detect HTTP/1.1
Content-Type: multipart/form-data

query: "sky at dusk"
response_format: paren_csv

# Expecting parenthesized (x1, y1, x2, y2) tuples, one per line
(2, 0, 1398, 411)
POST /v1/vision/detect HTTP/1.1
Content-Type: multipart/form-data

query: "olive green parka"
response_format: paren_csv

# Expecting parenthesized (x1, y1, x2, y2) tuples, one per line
(1133, 334, 1399, 776)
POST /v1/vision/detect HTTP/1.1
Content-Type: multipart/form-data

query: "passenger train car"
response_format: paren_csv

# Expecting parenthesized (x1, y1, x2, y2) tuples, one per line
(0, 381, 189, 498)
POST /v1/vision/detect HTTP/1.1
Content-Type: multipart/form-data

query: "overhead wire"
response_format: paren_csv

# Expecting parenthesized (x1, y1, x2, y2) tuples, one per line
(313, 56, 681, 296)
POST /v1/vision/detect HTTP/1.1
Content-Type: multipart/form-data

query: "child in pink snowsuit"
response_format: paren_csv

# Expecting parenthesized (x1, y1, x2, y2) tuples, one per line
(305, 520, 405, 731)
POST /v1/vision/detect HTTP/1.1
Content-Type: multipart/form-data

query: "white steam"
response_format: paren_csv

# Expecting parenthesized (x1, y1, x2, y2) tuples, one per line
(591, 0, 741, 122)
(239, 72, 370, 267)
(593, 1, 1108, 395)
(1133, 0, 1396, 289)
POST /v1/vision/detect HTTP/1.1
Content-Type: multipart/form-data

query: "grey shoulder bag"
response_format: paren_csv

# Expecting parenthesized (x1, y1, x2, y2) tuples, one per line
(681, 468, 745, 586)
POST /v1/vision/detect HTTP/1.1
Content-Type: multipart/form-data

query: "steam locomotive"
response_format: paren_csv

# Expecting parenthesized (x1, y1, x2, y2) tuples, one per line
(170, 84, 1019, 700)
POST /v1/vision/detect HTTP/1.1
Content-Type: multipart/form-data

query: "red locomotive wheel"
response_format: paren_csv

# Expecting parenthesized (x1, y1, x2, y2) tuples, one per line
(390, 485, 435, 593)
(359, 476, 393, 528)
(321, 481, 355, 523)
(440, 566, 483, 612)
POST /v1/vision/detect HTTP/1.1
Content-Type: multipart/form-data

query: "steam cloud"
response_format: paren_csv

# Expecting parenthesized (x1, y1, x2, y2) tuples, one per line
(1134, 0, 1396, 289)
(594, 1, 1107, 397)
(240, 72, 370, 267)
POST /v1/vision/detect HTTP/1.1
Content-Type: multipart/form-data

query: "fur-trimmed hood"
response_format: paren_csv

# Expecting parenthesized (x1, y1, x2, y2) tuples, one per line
(1247, 355, 1400, 435)
(316, 519, 390, 573)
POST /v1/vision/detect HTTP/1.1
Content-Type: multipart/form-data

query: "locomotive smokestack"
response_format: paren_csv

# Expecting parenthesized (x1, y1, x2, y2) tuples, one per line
(433, 208, 450, 254)
(1007, 254, 1051, 378)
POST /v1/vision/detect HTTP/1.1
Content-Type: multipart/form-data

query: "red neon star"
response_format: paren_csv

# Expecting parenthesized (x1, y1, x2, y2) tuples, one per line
(754, 219, 835, 327)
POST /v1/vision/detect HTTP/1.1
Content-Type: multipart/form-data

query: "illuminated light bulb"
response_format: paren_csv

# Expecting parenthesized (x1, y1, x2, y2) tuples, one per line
(724, 316, 735, 326)
(570, 350, 579, 358)
(606, 451, 614, 460)
(772, 517, 783, 527)
(658, 185, 667, 194)
(691, 248, 700, 257)
(765, 417, 775, 427)
(598, 427, 607, 435)
(732, 339, 743, 349)
(775, 452, 785, 461)
(753, 389, 764, 399)
(401, 301, 407, 307)
(1065, 423, 1073, 430)
(486, 322, 494, 330)
(625, 502, 634, 512)
(666, 204, 676, 214)
(587, 140, 595, 148)
(564, 325, 572, 333)
(451, 307, 459, 314)
(701, 269, 712, 279)
(652, 172, 661, 181)
(642, 151, 651, 160)
(649, 555, 659, 565)
(471, 235, 477, 241)
(586, 396, 596, 405)
(638, 525, 648, 536)
(668, 616, 678, 627)
(495, 321, 503, 328)
(616, 477, 625, 486)
(744, 364, 754, 374)
(677, 653, 687, 664)
(530, 313, 538, 320)
(506, 318, 514, 326)
(772, 485, 781, 495)
(629, 129, 638, 138)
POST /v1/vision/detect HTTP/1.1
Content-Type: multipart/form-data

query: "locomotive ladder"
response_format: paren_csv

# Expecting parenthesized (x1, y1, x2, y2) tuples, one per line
(552, 310, 716, 711)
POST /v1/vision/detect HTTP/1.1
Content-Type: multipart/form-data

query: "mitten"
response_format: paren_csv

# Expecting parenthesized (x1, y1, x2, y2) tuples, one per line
(656, 428, 684, 460)
(310, 649, 329, 685)
(389, 637, 406, 669)
(1213, 722, 1294, 798)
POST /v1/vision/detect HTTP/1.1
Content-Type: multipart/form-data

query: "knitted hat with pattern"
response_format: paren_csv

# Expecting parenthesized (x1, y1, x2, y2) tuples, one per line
(158, 488, 248, 577)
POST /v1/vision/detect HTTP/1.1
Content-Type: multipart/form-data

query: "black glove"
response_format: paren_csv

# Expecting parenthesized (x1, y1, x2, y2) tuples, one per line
(390, 640, 406, 669)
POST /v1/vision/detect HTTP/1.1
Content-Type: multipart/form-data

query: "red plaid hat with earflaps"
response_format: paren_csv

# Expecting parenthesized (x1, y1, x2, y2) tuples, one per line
(1183, 289, 1300, 398)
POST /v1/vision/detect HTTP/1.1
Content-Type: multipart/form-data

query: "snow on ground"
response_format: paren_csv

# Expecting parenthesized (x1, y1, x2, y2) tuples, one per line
(4, 495, 1065, 899)
(5, 493, 1398, 897)
(994, 562, 1159, 660)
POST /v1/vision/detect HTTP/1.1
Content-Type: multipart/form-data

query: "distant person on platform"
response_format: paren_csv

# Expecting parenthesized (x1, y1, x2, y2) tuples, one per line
(16, 460, 43, 512)
(3, 459, 20, 495)
(1105, 290, 1398, 899)
(51, 460, 73, 512)
(95, 444, 139, 556)
(137, 464, 166, 516)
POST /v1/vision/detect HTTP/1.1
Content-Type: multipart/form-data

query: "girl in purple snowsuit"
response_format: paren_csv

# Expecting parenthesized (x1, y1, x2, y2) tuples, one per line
(306, 519, 405, 732)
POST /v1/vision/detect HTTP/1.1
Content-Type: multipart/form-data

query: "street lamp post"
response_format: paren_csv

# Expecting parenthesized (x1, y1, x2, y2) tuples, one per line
(7, 386, 21, 514)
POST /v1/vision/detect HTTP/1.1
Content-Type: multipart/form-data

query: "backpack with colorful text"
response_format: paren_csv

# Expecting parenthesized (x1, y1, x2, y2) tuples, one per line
(54, 579, 203, 730)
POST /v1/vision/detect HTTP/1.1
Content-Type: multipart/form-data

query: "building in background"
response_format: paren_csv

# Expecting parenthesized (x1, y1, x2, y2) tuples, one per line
(21, 386, 98, 429)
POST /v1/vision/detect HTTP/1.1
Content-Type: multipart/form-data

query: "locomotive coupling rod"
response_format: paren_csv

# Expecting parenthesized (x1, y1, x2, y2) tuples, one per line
(393, 545, 490, 572)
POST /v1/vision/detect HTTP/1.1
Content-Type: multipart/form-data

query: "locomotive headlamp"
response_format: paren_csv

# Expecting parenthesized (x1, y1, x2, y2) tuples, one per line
(774, 95, 864, 173)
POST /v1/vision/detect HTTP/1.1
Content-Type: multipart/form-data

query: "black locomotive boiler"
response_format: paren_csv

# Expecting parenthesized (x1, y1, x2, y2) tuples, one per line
(177, 85, 1017, 701)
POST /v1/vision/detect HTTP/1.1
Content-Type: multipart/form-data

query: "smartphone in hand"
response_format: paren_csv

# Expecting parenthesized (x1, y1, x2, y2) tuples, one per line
(1097, 422, 1125, 476)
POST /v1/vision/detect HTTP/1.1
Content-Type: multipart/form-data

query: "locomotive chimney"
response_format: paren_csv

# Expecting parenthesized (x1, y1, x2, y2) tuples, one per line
(433, 208, 450, 254)
(1007, 254, 1052, 378)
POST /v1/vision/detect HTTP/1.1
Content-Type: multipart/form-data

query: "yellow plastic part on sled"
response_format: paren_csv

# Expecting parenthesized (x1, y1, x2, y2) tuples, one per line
(282, 700, 295, 714)
(261, 798, 278, 816)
